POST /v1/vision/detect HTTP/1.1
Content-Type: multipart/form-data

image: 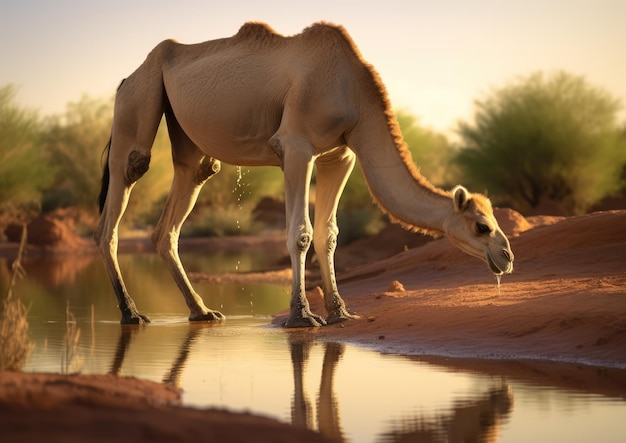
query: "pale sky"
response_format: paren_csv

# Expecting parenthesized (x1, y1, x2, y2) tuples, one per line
(1, 0, 624, 136)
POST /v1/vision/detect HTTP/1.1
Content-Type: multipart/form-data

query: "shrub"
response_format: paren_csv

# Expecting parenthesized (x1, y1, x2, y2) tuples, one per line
(456, 71, 626, 214)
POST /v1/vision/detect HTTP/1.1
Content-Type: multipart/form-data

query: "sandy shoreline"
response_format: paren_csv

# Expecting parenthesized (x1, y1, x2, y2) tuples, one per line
(1, 209, 625, 441)
(276, 210, 626, 369)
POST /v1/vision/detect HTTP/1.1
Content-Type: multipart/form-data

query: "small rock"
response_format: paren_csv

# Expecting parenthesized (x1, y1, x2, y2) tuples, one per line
(387, 280, 405, 292)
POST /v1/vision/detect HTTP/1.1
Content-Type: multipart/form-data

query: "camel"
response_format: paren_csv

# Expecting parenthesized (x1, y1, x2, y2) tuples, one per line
(94, 21, 514, 327)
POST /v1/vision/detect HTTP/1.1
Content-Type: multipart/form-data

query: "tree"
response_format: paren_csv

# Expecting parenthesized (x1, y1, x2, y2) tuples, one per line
(456, 71, 626, 214)
(0, 85, 54, 224)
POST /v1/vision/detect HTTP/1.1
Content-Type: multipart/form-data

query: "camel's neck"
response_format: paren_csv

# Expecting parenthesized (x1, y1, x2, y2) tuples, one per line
(349, 111, 452, 235)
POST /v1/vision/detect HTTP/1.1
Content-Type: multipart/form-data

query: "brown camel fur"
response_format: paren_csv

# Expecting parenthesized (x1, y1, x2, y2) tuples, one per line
(95, 22, 514, 327)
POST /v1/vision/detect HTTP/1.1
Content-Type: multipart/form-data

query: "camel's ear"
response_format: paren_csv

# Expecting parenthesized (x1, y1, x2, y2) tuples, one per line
(452, 185, 470, 212)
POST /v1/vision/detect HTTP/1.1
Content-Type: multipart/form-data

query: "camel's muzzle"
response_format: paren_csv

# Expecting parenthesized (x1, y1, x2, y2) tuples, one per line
(488, 250, 514, 275)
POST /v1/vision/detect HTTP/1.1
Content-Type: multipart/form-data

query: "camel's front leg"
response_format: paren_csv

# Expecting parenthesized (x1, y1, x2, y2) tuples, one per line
(279, 140, 325, 328)
(314, 147, 358, 324)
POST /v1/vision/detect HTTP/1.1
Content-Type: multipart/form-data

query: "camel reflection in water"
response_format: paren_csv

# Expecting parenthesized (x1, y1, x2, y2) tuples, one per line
(289, 338, 346, 442)
(107, 325, 513, 443)
(108, 323, 208, 386)
(379, 385, 513, 443)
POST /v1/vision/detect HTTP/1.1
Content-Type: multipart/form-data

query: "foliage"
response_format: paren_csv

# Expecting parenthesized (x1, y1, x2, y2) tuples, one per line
(139, 164, 285, 235)
(42, 95, 113, 212)
(194, 165, 284, 211)
(0, 85, 55, 223)
(181, 202, 263, 237)
(456, 71, 626, 214)
(395, 110, 458, 187)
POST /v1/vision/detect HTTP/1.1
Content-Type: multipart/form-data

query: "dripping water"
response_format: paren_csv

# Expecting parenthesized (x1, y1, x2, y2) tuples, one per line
(233, 166, 252, 232)
(234, 166, 243, 231)
(495, 274, 502, 296)
(233, 166, 254, 313)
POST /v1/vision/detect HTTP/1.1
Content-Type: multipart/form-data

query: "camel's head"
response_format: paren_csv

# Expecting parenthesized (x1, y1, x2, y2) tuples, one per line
(444, 186, 514, 275)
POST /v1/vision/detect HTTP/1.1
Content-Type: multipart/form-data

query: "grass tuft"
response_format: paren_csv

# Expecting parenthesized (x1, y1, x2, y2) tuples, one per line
(0, 224, 34, 371)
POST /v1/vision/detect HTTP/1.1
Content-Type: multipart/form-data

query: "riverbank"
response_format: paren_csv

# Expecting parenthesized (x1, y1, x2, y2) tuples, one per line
(1, 209, 625, 441)
(277, 209, 626, 369)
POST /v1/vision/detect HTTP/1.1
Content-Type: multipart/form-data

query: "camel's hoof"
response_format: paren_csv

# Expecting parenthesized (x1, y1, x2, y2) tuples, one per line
(121, 313, 151, 324)
(326, 309, 360, 325)
(283, 311, 327, 328)
(189, 310, 225, 322)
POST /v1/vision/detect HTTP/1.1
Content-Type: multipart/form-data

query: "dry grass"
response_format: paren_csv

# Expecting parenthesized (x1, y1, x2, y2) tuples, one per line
(61, 301, 83, 374)
(0, 224, 34, 371)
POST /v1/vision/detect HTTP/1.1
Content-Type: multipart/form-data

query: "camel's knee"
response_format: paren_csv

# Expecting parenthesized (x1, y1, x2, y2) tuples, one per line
(194, 157, 221, 185)
(289, 226, 313, 255)
(314, 223, 339, 257)
(93, 220, 104, 246)
(94, 225, 118, 259)
(151, 226, 176, 258)
(125, 148, 151, 184)
(296, 232, 312, 253)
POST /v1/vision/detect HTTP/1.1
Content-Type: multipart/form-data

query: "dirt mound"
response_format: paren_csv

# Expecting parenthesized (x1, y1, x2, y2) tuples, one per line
(493, 208, 532, 237)
(4, 212, 91, 251)
(253, 196, 286, 229)
(335, 222, 433, 271)
(292, 210, 626, 367)
(0, 372, 331, 443)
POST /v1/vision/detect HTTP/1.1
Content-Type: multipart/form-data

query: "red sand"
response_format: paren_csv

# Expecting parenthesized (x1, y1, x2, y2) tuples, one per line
(293, 209, 626, 368)
(2, 209, 625, 442)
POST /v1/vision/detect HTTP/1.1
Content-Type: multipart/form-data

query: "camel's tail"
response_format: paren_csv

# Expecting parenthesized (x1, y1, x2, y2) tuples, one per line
(98, 79, 127, 214)
(98, 138, 111, 214)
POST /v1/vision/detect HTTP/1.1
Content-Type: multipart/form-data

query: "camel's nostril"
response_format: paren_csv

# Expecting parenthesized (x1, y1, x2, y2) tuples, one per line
(502, 249, 512, 262)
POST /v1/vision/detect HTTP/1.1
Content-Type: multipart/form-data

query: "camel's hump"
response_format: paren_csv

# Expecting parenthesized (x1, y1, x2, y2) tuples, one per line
(235, 22, 281, 40)
(234, 21, 349, 43)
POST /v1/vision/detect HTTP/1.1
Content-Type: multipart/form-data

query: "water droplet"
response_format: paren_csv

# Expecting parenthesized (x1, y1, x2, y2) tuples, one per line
(232, 166, 250, 233)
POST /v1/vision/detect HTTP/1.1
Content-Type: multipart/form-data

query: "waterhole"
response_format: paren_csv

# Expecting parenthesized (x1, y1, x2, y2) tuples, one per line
(2, 249, 625, 442)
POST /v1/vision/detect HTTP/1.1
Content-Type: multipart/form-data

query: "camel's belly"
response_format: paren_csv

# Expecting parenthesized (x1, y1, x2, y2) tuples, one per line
(188, 130, 282, 167)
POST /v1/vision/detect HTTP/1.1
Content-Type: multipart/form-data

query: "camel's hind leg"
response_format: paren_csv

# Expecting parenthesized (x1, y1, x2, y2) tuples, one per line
(95, 176, 150, 324)
(94, 78, 163, 324)
(313, 147, 358, 324)
(94, 140, 155, 324)
(151, 109, 223, 322)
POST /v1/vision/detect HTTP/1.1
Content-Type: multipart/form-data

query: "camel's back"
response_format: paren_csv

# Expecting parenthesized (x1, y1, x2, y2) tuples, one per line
(139, 22, 391, 161)
(162, 22, 366, 79)
(160, 22, 372, 122)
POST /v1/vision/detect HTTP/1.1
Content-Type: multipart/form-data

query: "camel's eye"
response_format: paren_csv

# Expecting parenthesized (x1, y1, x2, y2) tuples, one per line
(476, 223, 492, 234)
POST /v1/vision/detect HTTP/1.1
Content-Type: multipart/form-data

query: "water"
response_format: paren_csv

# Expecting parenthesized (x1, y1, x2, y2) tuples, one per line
(2, 248, 626, 442)
(496, 274, 502, 296)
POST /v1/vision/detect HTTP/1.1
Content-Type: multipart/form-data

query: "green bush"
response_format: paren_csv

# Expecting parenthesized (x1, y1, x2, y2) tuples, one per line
(456, 71, 626, 214)
(181, 202, 262, 237)
(0, 85, 55, 223)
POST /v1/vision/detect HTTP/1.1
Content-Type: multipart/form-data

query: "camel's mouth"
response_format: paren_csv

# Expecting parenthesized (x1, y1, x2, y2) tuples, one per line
(487, 253, 512, 275)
